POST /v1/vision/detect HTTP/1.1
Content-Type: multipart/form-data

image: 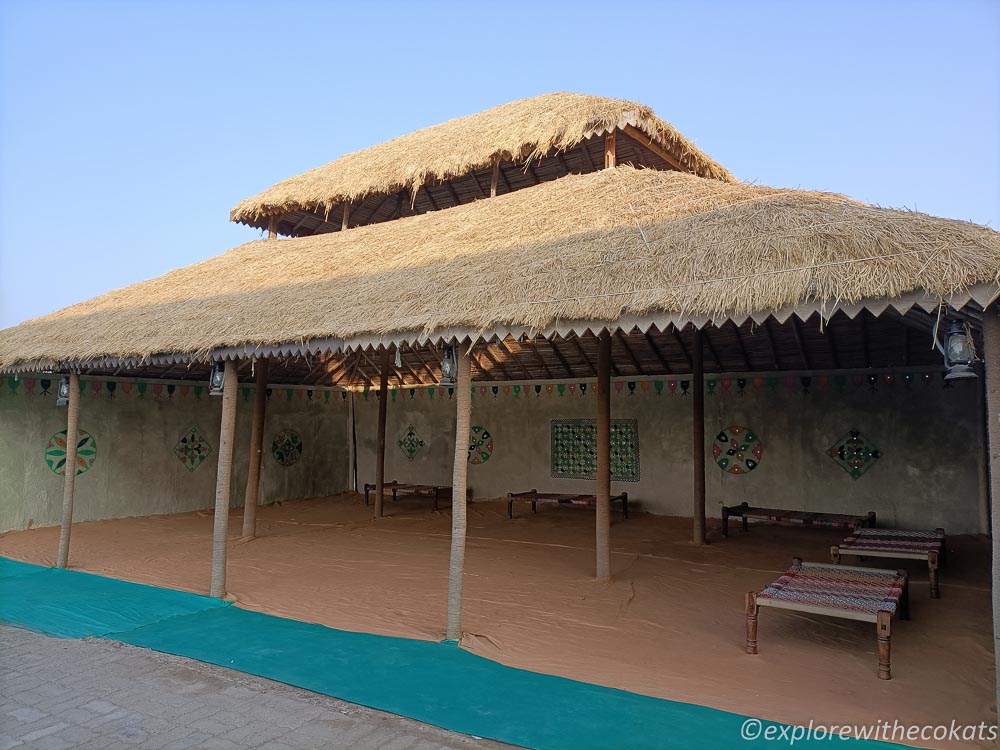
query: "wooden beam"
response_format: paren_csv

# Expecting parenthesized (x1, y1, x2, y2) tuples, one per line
(210, 360, 239, 597)
(468, 170, 488, 199)
(521, 338, 556, 380)
(375, 348, 390, 518)
(267, 217, 278, 239)
(56, 372, 81, 569)
(479, 345, 514, 380)
(490, 160, 499, 198)
(496, 162, 514, 192)
(422, 185, 442, 211)
(242, 359, 268, 538)
(670, 326, 693, 371)
(410, 346, 440, 383)
(702, 327, 724, 370)
(762, 319, 781, 370)
(595, 331, 612, 579)
(790, 317, 812, 370)
(443, 180, 463, 208)
(644, 331, 672, 374)
(539, 337, 575, 379)
(497, 337, 535, 380)
(692, 331, 706, 545)
(576, 139, 598, 172)
(861, 312, 872, 368)
(341, 203, 351, 231)
(622, 124, 688, 172)
(731, 324, 753, 371)
(604, 130, 617, 169)
(615, 332, 644, 376)
(445, 348, 472, 640)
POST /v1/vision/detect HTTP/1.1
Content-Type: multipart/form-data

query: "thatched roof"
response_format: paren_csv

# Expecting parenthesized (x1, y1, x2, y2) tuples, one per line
(230, 93, 735, 235)
(3, 166, 998, 375)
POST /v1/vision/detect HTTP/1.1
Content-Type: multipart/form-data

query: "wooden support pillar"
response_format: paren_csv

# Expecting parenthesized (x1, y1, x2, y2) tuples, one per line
(692, 328, 706, 544)
(374, 347, 390, 518)
(241, 359, 268, 538)
(56, 372, 81, 569)
(490, 160, 499, 198)
(604, 130, 617, 169)
(210, 360, 239, 598)
(267, 217, 278, 239)
(446, 347, 472, 641)
(596, 331, 612, 579)
(981, 307, 1000, 715)
(342, 203, 350, 231)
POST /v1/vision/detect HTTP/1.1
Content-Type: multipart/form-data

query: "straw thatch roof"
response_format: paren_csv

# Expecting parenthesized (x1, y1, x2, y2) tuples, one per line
(230, 93, 735, 235)
(2, 166, 998, 377)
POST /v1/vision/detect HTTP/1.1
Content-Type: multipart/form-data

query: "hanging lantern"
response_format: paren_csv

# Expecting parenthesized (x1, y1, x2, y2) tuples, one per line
(209, 362, 226, 395)
(439, 346, 457, 387)
(936, 317, 977, 381)
(55, 376, 70, 407)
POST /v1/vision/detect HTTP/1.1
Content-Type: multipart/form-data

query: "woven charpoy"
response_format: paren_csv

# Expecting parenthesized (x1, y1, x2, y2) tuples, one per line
(758, 564, 904, 616)
(736, 507, 867, 529)
(841, 528, 944, 555)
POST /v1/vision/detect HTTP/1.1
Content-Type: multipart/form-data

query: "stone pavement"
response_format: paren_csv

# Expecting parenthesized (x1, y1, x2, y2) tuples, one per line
(0, 624, 514, 750)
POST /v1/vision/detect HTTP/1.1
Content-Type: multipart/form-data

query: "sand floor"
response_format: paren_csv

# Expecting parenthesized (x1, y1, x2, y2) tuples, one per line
(1, 494, 994, 749)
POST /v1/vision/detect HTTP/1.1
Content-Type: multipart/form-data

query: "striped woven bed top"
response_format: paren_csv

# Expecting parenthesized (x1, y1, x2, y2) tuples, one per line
(758, 563, 905, 616)
(840, 528, 944, 555)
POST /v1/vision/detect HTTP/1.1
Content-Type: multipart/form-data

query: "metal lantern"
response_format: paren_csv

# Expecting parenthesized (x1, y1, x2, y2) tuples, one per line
(439, 346, 458, 387)
(56, 376, 70, 407)
(209, 362, 226, 395)
(936, 317, 977, 381)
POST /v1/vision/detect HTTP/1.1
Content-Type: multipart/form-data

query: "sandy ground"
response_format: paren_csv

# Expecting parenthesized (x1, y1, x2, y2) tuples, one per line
(1, 494, 994, 749)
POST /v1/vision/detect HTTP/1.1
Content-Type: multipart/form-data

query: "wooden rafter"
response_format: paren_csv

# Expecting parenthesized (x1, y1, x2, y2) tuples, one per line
(790, 317, 812, 370)
(762, 320, 781, 370)
(731, 323, 753, 371)
(670, 326, 693, 371)
(480, 344, 515, 380)
(539, 337, 575, 378)
(498, 337, 542, 380)
(702, 328, 724, 370)
(622, 124, 687, 172)
(615, 333, 644, 375)
(643, 331, 672, 374)
(520, 338, 556, 380)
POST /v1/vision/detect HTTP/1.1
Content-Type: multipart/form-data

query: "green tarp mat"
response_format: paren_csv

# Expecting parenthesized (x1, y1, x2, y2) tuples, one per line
(1, 559, 905, 749)
(0, 557, 226, 638)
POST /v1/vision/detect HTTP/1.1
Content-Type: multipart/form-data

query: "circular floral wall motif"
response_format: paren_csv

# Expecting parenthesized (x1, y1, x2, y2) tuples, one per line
(468, 425, 494, 465)
(45, 429, 97, 476)
(713, 426, 762, 474)
(271, 429, 303, 466)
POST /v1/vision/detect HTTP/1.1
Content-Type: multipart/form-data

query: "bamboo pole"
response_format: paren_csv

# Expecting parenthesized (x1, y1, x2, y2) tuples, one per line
(55, 372, 81, 569)
(446, 347, 472, 641)
(692, 328, 706, 544)
(604, 130, 617, 169)
(374, 348, 390, 518)
(347, 390, 357, 492)
(241, 359, 268, 538)
(981, 308, 1000, 718)
(267, 217, 277, 239)
(596, 331, 612, 578)
(210, 360, 239, 598)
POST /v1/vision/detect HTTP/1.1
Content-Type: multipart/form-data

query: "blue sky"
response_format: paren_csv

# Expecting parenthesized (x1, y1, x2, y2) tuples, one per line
(0, 0, 997, 328)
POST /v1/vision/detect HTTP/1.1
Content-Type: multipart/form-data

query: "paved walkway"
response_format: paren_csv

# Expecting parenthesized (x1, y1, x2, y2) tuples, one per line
(0, 625, 513, 750)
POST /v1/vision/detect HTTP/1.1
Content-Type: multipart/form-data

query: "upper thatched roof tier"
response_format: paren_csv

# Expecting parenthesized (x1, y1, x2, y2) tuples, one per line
(3, 167, 998, 374)
(229, 93, 736, 236)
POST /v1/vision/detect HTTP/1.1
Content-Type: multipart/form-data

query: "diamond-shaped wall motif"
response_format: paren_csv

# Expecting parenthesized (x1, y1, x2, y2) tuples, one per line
(173, 426, 212, 472)
(398, 424, 425, 461)
(828, 430, 881, 479)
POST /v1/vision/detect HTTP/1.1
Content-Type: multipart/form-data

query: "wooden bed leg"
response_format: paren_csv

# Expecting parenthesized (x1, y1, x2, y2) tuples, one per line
(897, 570, 910, 620)
(721, 506, 729, 538)
(364, 486, 370, 506)
(507, 496, 513, 519)
(531, 501, 537, 514)
(935, 528, 947, 566)
(622, 492, 629, 519)
(745, 592, 759, 654)
(928, 550, 940, 599)
(867, 511, 877, 528)
(830, 545, 840, 564)
(741, 502, 749, 533)
(433, 487, 439, 512)
(877, 611, 892, 680)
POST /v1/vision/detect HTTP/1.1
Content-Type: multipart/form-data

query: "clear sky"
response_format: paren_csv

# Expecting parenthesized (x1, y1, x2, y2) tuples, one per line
(0, 0, 997, 329)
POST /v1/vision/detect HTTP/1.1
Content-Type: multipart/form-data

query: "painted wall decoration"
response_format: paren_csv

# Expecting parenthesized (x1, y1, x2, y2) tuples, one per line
(173, 426, 212, 472)
(45, 429, 97, 476)
(713, 426, 762, 474)
(468, 426, 494, 465)
(550, 419, 640, 482)
(271, 429, 303, 466)
(828, 430, 881, 479)
(397, 424, 425, 461)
